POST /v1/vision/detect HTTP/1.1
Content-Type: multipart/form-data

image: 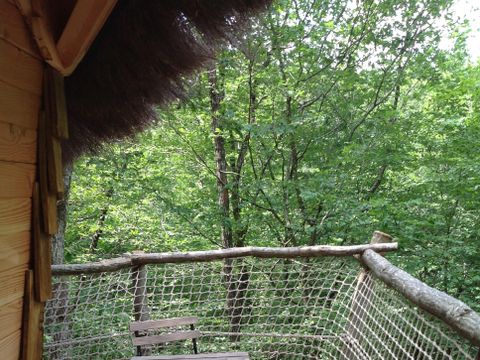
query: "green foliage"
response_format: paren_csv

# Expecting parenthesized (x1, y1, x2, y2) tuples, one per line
(65, 0, 479, 309)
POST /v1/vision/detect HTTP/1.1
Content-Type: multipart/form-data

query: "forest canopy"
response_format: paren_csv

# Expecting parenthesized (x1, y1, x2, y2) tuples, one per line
(62, 0, 480, 310)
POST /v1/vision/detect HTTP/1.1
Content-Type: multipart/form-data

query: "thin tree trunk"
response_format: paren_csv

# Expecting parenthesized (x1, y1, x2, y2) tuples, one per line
(209, 64, 231, 249)
(209, 63, 242, 341)
(49, 162, 73, 359)
(209, 58, 257, 342)
(90, 187, 114, 252)
(52, 162, 73, 264)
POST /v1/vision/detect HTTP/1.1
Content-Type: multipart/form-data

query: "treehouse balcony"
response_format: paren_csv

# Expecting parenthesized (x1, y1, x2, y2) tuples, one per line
(43, 233, 480, 360)
(3, 1, 478, 360)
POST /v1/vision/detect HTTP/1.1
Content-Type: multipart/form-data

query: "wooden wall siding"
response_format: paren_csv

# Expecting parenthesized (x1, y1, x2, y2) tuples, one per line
(0, 1, 43, 359)
(0, 232, 30, 275)
(0, 330, 22, 360)
(0, 39, 42, 95)
(0, 2, 69, 358)
(0, 161, 35, 198)
(0, 231, 30, 315)
(0, 80, 40, 129)
(0, 122, 36, 164)
(0, 263, 29, 306)
(0, 0, 40, 58)
(0, 198, 31, 235)
(0, 298, 23, 342)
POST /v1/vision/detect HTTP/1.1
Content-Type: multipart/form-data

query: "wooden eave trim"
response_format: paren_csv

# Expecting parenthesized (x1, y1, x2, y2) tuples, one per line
(56, 0, 117, 75)
(15, 0, 117, 76)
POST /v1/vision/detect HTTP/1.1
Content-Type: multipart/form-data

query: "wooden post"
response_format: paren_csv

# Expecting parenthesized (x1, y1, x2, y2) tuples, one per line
(32, 183, 52, 302)
(21, 271, 44, 360)
(340, 231, 393, 359)
(131, 251, 151, 356)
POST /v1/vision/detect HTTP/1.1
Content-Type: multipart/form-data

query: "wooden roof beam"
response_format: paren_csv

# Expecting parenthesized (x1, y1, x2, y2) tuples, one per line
(15, 0, 117, 76)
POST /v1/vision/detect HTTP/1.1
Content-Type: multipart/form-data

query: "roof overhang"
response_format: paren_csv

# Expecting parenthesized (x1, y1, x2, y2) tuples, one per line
(15, 0, 117, 76)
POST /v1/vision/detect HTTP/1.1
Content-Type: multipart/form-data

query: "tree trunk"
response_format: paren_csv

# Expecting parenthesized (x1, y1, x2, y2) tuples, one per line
(90, 187, 114, 252)
(209, 61, 252, 342)
(49, 162, 73, 359)
(52, 162, 73, 264)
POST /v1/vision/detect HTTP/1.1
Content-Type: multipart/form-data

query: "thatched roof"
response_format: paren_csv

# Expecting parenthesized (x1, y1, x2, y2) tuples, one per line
(64, 0, 271, 161)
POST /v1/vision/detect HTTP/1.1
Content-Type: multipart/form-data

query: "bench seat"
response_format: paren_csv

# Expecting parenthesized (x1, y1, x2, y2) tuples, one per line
(130, 317, 249, 360)
(131, 352, 250, 360)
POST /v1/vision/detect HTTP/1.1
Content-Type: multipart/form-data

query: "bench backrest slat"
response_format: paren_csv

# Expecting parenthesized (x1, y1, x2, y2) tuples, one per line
(130, 316, 198, 332)
(132, 330, 201, 346)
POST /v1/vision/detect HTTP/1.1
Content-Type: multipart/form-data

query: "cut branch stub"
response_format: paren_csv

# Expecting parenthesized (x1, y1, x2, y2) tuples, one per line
(370, 230, 393, 244)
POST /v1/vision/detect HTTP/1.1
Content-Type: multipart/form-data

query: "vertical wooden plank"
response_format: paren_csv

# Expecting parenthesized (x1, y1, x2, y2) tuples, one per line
(32, 183, 52, 301)
(340, 231, 393, 360)
(47, 135, 63, 196)
(51, 70, 68, 139)
(43, 67, 67, 198)
(37, 111, 57, 235)
(21, 270, 43, 360)
(43, 67, 68, 139)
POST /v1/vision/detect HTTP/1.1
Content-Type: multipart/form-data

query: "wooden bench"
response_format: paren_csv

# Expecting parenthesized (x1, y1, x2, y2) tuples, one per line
(130, 317, 249, 360)
(131, 354, 249, 360)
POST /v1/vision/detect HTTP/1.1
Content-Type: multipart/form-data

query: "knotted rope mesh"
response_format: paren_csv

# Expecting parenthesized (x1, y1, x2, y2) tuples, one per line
(44, 256, 478, 359)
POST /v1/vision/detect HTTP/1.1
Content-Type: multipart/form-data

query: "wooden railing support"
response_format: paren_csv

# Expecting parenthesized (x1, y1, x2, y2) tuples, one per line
(340, 231, 393, 359)
(131, 251, 151, 356)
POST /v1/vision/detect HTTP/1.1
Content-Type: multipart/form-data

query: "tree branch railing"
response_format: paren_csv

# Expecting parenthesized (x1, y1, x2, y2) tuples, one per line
(361, 249, 480, 347)
(49, 234, 480, 351)
(51, 242, 398, 275)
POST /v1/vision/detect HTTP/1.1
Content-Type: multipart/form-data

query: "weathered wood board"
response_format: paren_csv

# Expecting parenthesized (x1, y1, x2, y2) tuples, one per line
(0, 0, 40, 58)
(0, 121, 36, 163)
(0, 231, 29, 274)
(0, 298, 23, 341)
(0, 265, 28, 308)
(0, 39, 42, 95)
(0, 80, 40, 129)
(32, 183, 52, 301)
(38, 112, 57, 234)
(0, 330, 21, 360)
(0, 161, 35, 198)
(0, 198, 31, 235)
(21, 270, 43, 360)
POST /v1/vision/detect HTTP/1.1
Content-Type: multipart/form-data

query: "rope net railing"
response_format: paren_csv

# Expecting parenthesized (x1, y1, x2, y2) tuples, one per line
(43, 243, 479, 360)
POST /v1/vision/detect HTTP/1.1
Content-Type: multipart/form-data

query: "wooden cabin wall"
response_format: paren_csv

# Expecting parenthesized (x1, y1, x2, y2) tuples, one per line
(0, 0, 43, 358)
